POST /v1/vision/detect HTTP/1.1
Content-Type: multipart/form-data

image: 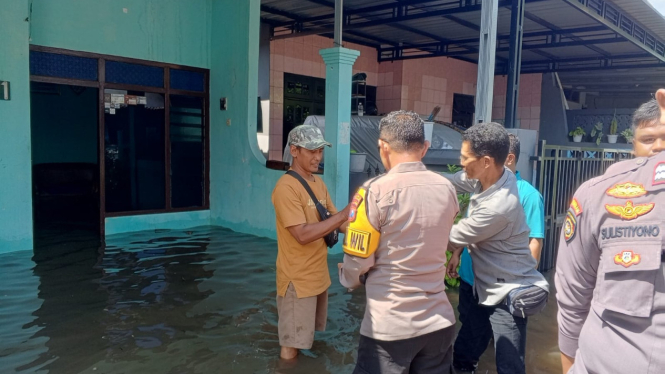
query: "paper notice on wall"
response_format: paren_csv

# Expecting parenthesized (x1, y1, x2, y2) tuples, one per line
(138, 96, 147, 105)
(105, 103, 111, 109)
(125, 95, 138, 105)
(111, 94, 125, 105)
(339, 122, 350, 145)
(104, 93, 111, 103)
(110, 108, 116, 115)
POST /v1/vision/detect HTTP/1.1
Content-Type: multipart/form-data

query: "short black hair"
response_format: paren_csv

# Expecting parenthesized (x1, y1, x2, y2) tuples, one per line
(462, 122, 510, 165)
(508, 133, 520, 163)
(632, 99, 660, 130)
(379, 110, 425, 153)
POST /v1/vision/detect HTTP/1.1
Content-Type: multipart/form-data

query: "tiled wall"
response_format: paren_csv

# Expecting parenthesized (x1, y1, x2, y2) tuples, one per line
(493, 74, 542, 131)
(268, 35, 378, 160)
(267, 36, 542, 160)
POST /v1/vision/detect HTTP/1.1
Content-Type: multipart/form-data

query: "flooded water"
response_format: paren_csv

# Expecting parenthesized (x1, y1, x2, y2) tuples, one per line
(0, 226, 561, 373)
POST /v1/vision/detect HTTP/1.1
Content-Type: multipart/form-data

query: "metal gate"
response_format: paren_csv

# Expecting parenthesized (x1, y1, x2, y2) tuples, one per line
(535, 141, 633, 272)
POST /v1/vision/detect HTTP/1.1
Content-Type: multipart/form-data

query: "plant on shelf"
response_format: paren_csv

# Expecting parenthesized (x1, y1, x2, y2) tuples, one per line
(569, 126, 586, 142)
(590, 121, 603, 146)
(621, 128, 634, 143)
(607, 110, 619, 144)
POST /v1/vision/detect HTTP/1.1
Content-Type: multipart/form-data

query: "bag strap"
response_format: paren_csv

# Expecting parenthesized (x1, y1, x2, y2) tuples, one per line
(286, 170, 330, 221)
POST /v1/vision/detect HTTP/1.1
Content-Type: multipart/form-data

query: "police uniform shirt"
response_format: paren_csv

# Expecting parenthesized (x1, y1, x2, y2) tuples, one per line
(448, 169, 549, 305)
(339, 161, 459, 341)
(556, 152, 665, 373)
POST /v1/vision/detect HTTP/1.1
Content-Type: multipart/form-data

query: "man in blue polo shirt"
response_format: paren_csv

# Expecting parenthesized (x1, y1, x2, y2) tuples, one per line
(452, 133, 545, 372)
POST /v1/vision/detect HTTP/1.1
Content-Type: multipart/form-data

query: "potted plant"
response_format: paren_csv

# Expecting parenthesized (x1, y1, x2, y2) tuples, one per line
(591, 122, 603, 145)
(350, 149, 367, 172)
(607, 111, 619, 144)
(621, 128, 633, 144)
(569, 126, 586, 143)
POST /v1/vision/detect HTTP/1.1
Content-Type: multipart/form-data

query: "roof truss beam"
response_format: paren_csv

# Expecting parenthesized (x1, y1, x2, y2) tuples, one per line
(562, 0, 665, 62)
(271, 0, 548, 38)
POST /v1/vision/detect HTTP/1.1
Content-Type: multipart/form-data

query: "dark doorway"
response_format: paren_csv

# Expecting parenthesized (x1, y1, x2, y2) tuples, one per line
(452, 93, 475, 129)
(30, 82, 100, 234)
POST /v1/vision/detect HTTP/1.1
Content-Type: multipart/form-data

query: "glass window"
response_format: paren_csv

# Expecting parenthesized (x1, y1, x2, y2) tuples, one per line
(169, 95, 205, 208)
(106, 61, 164, 88)
(170, 69, 205, 92)
(29, 51, 98, 81)
(104, 90, 166, 212)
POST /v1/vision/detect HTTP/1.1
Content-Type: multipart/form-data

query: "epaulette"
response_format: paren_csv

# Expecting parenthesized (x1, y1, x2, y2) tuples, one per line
(590, 157, 646, 187)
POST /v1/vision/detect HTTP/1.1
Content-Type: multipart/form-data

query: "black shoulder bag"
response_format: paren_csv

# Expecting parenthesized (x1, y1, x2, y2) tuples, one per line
(286, 171, 339, 248)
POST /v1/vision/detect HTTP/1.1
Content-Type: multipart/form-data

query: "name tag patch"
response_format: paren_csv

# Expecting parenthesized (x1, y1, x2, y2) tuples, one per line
(601, 225, 660, 240)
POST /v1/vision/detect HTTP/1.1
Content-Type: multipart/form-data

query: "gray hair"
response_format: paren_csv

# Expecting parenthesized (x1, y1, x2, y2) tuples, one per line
(632, 99, 660, 130)
(378, 110, 425, 153)
(508, 133, 521, 163)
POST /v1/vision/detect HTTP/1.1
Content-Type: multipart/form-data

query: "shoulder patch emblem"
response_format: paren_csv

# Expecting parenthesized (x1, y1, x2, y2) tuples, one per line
(605, 200, 655, 220)
(614, 250, 641, 268)
(348, 192, 363, 223)
(570, 198, 583, 216)
(606, 182, 647, 198)
(564, 210, 577, 243)
(654, 162, 665, 186)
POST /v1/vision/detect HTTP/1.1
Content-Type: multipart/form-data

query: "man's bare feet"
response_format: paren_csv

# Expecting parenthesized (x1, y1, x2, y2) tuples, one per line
(280, 346, 298, 360)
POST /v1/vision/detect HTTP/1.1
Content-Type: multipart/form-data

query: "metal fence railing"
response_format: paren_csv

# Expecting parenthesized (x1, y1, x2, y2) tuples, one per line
(534, 141, 633, 272)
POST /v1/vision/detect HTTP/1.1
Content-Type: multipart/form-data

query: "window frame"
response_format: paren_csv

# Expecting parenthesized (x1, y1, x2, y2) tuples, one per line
(29, 45, 210, 232)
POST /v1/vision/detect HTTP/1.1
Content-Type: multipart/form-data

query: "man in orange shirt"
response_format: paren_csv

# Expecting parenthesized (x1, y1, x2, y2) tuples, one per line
(272, 125, 350, 360)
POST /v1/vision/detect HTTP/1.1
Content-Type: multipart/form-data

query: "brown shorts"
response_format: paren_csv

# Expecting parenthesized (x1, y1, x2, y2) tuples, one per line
(276, 282, 328, 349)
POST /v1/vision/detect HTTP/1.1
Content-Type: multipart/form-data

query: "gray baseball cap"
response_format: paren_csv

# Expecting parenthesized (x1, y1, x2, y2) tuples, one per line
(287, 125, 332, 150)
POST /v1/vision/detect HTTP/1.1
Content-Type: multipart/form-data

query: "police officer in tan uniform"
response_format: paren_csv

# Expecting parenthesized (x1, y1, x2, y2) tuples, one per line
(339, 111, 459, 374)
(556, 89, 665, 374)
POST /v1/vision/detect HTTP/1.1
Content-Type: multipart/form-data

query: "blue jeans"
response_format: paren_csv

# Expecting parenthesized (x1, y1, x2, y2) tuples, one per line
(453, 280, 527, 374)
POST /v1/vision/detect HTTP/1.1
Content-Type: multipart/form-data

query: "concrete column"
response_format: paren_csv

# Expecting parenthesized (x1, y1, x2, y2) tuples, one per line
(0, 0, 34, 253)
(320, 47, 359, 230)
(474, 0, 499, 124)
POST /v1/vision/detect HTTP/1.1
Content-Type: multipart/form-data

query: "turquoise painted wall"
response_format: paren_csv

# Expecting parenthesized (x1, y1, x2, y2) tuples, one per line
(208, 0, 282, 240)
(1, 0, 288, 252)
(27, 0, 213, 237)
(30, 0, 211, 68)
(105, 210, 211, 236)
(0, 0, 34, 253)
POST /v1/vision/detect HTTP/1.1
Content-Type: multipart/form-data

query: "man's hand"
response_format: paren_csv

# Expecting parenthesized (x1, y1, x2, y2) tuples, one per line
(446, 250, 461, 279)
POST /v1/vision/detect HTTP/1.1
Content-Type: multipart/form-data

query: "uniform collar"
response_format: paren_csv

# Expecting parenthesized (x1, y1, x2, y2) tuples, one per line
(387, 161, 427, 174)
(473, 167, 513, 202)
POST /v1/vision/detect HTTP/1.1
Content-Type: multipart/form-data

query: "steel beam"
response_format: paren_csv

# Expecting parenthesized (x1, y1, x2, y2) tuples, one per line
(562, 0, 665, 62)
(505, 0, 525, 129)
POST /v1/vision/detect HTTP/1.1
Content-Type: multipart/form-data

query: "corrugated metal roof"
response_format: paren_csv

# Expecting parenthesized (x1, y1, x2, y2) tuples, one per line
(261, 0, 665, 72)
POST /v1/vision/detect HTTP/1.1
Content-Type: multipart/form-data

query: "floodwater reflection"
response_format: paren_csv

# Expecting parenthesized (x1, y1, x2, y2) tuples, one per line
(0, 226, 560, 373)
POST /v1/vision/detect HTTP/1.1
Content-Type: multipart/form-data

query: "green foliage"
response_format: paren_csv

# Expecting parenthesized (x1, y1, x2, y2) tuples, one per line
(609, 110, 618, 135)
(569, 126, 586, 137)
(621, 128, 633, 142)
(446, 164, 462, 173)
(590, 122, 603, 145)
(445, 249, 461, 288)
(443, 164, 470, 288)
